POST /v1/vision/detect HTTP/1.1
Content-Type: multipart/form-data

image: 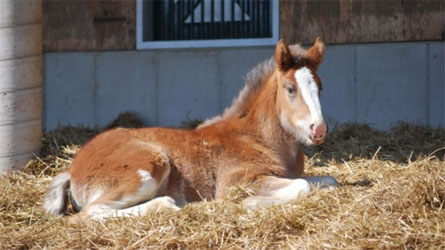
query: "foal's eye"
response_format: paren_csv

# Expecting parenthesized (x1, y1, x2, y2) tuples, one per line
(286, 86, 296, 95)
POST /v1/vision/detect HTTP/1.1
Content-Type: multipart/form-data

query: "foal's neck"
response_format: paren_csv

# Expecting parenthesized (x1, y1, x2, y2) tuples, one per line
(241, 71, 298, 152)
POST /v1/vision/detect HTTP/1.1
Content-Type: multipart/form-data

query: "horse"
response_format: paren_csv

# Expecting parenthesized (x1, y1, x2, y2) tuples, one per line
(43, 38, 338, 222)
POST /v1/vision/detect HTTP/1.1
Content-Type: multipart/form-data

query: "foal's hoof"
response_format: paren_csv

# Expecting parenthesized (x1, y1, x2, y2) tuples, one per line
(150, 196, 180, 212)
(304, 176, 339, 189)
(67, 213, 87, 225)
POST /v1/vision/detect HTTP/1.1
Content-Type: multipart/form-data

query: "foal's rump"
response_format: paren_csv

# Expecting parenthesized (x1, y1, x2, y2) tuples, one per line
(43, 128, 178, 220)
(71, 138, 171, 204)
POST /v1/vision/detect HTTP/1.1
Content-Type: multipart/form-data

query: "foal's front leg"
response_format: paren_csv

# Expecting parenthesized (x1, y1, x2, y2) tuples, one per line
(240, 176, 311, 210)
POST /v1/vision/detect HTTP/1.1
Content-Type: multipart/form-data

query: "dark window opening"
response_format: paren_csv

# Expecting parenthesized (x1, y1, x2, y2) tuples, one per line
(142, 0, 272, 42)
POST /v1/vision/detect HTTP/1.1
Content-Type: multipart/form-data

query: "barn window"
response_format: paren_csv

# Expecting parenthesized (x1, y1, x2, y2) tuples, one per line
(136, 0, 279, 49)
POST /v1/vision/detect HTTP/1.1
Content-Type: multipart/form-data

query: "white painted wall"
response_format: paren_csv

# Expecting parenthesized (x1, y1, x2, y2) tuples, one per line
(43, 41, 444, 132)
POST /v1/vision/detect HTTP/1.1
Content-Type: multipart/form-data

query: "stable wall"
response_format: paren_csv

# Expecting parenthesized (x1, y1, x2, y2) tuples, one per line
(43, 41, 444, 131)
(0, 0, 42, 173)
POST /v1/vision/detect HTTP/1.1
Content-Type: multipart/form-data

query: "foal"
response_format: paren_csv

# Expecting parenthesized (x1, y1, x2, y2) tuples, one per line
(44, 38, 338, 222)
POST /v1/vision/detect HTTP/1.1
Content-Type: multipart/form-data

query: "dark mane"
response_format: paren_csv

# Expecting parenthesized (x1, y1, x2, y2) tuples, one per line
(199, 44, 307, 127)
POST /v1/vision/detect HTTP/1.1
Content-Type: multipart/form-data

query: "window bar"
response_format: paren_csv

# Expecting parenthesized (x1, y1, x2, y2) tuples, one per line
(168, 0, 173, 40)
(221, 0, 225, 39)
(241, 0, 245, 38)
(265, 0, 269, 37)
(190, 0, 195, 39)
(158, 1, 164, 40)
(178, 0, 183, 40)
(201, 0, 204, 39)
(186, 0, 190, 40)
(252, 0, 255, 37)
(263, 1, 266, 37)
(257, 1, 264, 37)
(211, 0, 215, 39)
(230, 0, 234, 38)
(256, 0, 260, 37)
(249, 0, 254, 38)
(236, 0, 240, 38)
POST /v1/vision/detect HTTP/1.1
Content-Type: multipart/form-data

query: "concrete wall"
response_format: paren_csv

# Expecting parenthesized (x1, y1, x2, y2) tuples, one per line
(43, 41, 444, 131)
(0, 0, 42, 173)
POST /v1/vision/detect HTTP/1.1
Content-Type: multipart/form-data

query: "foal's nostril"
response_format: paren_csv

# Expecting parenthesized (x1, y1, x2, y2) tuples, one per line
(309, 124, 315, 131)
(310, 122, 327, 141)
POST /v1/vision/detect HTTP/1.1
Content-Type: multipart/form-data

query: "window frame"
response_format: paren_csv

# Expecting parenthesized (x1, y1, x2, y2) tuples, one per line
(136, 0, 279, 50)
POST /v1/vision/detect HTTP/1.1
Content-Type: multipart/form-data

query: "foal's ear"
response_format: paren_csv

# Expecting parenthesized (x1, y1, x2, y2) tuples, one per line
(275, 39, 293, 71)
(306, 37, 325, 69)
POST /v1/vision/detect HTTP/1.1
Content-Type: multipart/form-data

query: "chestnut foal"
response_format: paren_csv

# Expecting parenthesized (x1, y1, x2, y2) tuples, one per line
(44, 38, 337, 222)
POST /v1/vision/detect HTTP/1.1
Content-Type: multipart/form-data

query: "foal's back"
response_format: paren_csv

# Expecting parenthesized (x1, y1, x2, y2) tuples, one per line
(68, 124, 276, 205)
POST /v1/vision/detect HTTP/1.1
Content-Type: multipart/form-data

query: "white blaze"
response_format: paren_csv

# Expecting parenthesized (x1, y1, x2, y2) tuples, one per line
(294, 67, 324, 124)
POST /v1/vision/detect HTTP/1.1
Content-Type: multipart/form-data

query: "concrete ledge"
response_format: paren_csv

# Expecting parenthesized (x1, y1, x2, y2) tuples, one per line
(0, 24, 43, 61)
(0, 151, 38, 174)
(0, 55, 43, 92)
(0, 87, 42, 125)
(0, 0, 42, 28)
(0, 119, 42, 158)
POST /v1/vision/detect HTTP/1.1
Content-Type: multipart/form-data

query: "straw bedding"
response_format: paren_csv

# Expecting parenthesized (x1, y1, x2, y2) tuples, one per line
(1, 115, 444, 249)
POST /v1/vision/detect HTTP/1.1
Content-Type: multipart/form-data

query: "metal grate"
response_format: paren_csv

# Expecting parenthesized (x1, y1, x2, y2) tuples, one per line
(145, 0, 272, 41)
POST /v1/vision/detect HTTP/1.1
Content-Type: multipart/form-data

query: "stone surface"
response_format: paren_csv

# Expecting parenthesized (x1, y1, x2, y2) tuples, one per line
(96, 51, 158, 127)
(0, 1, 42, 172)
(0, 119, 41, 158)
(0, 55, 42, 92)
(0, 0, 42, 28)
(43, 41, 444, 131)
(318, 44, 356, 126)
(428, 42, 445, 127)
(43, 53, 95, 130)
(157, 50, 221, 126)
(0, 87, 41, 125)
(356, 43, 428, 129)
(0, 24, 42, 61)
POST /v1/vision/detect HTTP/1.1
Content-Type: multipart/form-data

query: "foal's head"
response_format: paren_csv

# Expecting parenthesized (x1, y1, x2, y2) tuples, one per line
(275, 38, 327, 145)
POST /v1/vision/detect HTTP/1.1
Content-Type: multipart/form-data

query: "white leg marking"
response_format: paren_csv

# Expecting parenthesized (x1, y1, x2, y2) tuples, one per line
(115, 196, 180, 216)
(86, 196, 179, 221)
(83, 169, 175, 221)
(105, 169, 158, 210)
(241, 179, 311, 210)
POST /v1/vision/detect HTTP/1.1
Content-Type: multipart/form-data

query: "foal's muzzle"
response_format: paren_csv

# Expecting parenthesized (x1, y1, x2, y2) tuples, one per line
(309, 121, 327, 145)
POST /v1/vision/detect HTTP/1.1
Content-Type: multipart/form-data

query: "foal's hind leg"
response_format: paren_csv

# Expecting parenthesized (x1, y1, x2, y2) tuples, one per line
(71, 176, 179, 223)
(72, 195, 179, 223)
(69, 143, 179, 223)
(240, 176, 311, 210)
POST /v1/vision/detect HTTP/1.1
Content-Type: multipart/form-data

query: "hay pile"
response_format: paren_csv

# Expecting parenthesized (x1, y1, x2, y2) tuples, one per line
(1, 119, 444, 249)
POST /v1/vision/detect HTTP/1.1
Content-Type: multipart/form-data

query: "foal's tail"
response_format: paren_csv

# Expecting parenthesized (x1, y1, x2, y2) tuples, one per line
(43, 172, 70, 216)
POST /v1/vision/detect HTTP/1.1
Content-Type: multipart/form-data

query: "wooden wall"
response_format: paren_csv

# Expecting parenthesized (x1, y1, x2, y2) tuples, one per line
(43, 0, 136, 52)
(43, 0, 444, 51)
(280, 0, 445, 45)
